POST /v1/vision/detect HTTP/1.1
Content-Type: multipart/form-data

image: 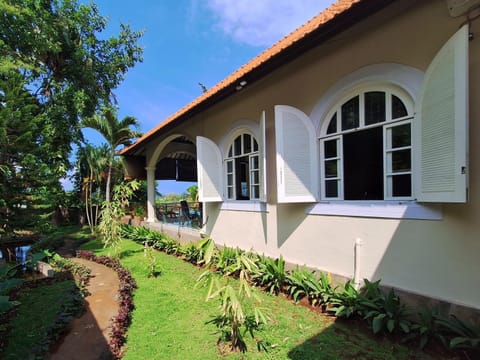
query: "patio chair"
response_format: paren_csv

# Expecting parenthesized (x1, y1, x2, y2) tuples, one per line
(179, 200, 195, 226)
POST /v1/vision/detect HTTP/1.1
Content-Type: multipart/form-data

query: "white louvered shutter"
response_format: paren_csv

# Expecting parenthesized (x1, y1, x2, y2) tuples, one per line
(259, 111, 267, 202)
(414, 25, 469, 203)
(275, 105, 318, 203)
(196, 136, 223, 202)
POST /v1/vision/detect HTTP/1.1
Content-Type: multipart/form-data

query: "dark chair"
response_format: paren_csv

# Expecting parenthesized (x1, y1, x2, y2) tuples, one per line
(179, 200, 195, 226)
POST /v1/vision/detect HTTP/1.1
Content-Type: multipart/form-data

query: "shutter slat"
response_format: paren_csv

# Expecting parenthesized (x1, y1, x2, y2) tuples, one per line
(259, 111, 267, 202)
(415, 25, 468, 203)
(275, 105, 318, 203)
(196, 136, 223, 202)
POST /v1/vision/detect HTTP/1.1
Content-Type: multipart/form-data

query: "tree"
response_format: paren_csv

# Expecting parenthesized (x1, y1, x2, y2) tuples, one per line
(75, 144, 109, 233)
(0, 0, 143, 234)
(82, 107, 141, 203)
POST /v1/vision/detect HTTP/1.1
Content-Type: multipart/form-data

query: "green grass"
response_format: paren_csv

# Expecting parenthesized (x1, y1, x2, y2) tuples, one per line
(3, 280, 77, 360)
(80, 238, 452, 360)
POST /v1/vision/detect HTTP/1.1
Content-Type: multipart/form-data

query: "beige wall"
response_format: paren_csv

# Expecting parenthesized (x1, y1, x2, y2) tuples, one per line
(146, 0, 480, 310)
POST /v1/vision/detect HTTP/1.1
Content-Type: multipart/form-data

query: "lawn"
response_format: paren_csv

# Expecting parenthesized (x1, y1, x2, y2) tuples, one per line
(80, 237, 449, 360)
(3, 279, 79, 360)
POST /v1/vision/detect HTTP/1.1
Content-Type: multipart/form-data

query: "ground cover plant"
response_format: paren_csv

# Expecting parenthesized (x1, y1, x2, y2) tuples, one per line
(2, 278, 83, 359)
(80, 233, 462, 359)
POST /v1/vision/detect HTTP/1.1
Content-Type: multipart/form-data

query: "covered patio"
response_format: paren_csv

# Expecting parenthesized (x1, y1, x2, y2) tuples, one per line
(122, 134, 204, 240)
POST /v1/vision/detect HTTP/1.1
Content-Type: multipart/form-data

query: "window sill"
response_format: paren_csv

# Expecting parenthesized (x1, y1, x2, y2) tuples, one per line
(220, 201, 268, 213)
(307, 201, 442, 220)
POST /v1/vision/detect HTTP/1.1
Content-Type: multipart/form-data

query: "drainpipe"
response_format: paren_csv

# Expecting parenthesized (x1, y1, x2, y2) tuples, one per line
(354, 238, 363, 289)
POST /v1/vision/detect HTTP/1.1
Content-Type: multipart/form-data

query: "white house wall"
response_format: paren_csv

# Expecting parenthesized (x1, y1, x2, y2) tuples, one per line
(145, 0, 480, 310)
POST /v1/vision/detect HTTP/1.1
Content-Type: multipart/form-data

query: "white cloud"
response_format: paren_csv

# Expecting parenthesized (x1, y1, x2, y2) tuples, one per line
(204, 0, 335, 47)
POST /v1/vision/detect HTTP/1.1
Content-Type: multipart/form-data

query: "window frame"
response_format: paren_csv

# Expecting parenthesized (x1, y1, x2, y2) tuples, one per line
(319, 86, 414, 201)
(224, 131, 261, 201)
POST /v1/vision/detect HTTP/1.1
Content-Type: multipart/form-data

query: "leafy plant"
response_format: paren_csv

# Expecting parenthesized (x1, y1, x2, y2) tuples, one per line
(329, 279, 362, 318)
(161, 237, 181, 255)
(215, 246, 241, 275)
(98, 180, 139, 257)
(285, 266, 314, 303)
(199, 273, 268, 352)
(305, 271, 334, 307)
(403, 307, 444, 349)
(181, 243, 201, 264)
(254, 255, 287, 295)
(436, 314, 480, 352)
(361, 287, 411, 334)
(144, 242, 159, 278)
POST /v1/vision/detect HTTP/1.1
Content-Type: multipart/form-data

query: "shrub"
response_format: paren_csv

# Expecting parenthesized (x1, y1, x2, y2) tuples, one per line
(285, 266, 315, 303)
(253, 255, 287, 295)
(329, 279, 361, 318)
(361, 286, 411, 335)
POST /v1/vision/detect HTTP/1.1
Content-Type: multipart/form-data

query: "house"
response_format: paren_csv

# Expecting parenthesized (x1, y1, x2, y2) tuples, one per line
(120, 0, 480, 319)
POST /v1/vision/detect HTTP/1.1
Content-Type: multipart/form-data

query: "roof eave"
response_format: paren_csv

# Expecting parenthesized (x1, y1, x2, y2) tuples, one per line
(119, 0, 396, 156)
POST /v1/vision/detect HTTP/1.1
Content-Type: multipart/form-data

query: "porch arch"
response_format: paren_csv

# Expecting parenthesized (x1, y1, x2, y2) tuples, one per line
(145, 134, 197, 222)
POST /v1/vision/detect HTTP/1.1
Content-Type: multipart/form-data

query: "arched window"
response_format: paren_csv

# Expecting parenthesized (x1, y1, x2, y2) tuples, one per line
(225, 133, 260, 200)
(319, 87, 414, 200)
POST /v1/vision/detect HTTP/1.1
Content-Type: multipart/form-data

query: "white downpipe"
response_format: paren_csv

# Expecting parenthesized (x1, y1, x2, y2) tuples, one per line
(354, 238, 363, 289)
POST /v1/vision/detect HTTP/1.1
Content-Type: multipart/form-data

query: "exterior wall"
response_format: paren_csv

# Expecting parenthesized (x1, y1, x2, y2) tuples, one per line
(146, 0, 480, 311)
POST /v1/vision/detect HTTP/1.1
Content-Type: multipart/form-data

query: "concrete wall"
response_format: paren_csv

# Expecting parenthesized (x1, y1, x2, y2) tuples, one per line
(145, 0, 480, 311)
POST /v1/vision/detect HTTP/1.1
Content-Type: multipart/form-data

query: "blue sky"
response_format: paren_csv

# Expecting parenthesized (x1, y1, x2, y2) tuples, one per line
(79, 0, 334, 195)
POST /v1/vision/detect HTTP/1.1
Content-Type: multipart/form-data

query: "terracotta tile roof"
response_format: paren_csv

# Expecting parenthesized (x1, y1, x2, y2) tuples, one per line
(120, 0, 366, 155)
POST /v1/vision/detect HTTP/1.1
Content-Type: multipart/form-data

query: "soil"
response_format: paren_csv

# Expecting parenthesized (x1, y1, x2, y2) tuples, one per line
(45, 238, 120, 360)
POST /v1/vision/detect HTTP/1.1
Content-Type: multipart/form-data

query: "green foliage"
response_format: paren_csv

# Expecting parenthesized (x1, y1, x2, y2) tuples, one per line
(0, 295, 20, 314)
(0, 0, 143, 234)
(81, 106, 142, 203)
(436, 314, 480, 351)
(143, 242, 159, 278)
(254, 255, 287, 295)
(286, 266, 314, 303)
(199, 273, 268, 352)
(329, 279, 362, 318)
(305, 271, 334, 307)
(98, 180, 139, 257)
(404, 307, 444, 350)
(362, 286, 411, 335)
(186, 185, 199, 202)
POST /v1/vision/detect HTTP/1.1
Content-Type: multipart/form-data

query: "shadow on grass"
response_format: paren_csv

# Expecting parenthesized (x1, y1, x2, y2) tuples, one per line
(120, 248, 143, 259)
(79, 240, 105, 253)
(286, 318, 454, 360)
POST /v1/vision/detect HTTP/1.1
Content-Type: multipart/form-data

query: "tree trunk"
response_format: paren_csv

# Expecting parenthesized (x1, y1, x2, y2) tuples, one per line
(105, 164, 112, 203)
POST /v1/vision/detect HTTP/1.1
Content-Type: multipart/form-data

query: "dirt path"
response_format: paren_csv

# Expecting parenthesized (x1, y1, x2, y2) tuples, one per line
(46, 258, 120, 360)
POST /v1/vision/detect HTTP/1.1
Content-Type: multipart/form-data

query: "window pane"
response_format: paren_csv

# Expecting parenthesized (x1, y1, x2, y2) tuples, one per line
(343, 127, 383, 200)
(324, 140, 337, 158)
(250, 156, 259, 169)
(392, 95, 408, 119)
(253, 138, 258, 152)
(327, 113, 337, 134)
(227, 161, 233, 172)
(392, 174, 411, 197)
(324, 160, 337, 178)
(325, 180, 338, 197)
(341, 96, 359, 131)
(392, 149, 411, 172)
(228, 146, 233, 158)
(251, 171, 259, 184)
(365, 91, 386, 125)
(391, 123, 411, 148)
(244, 134, 251, 153)
(227, 187, 234, 199)
(251, 185, 259, 199)
(234, 136, 242, 156)
(227, 174, 233, 186)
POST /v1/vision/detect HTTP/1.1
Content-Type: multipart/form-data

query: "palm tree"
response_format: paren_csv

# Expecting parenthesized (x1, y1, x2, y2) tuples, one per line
(82, 107, 141, 203)
(76, 144, 109, 233)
